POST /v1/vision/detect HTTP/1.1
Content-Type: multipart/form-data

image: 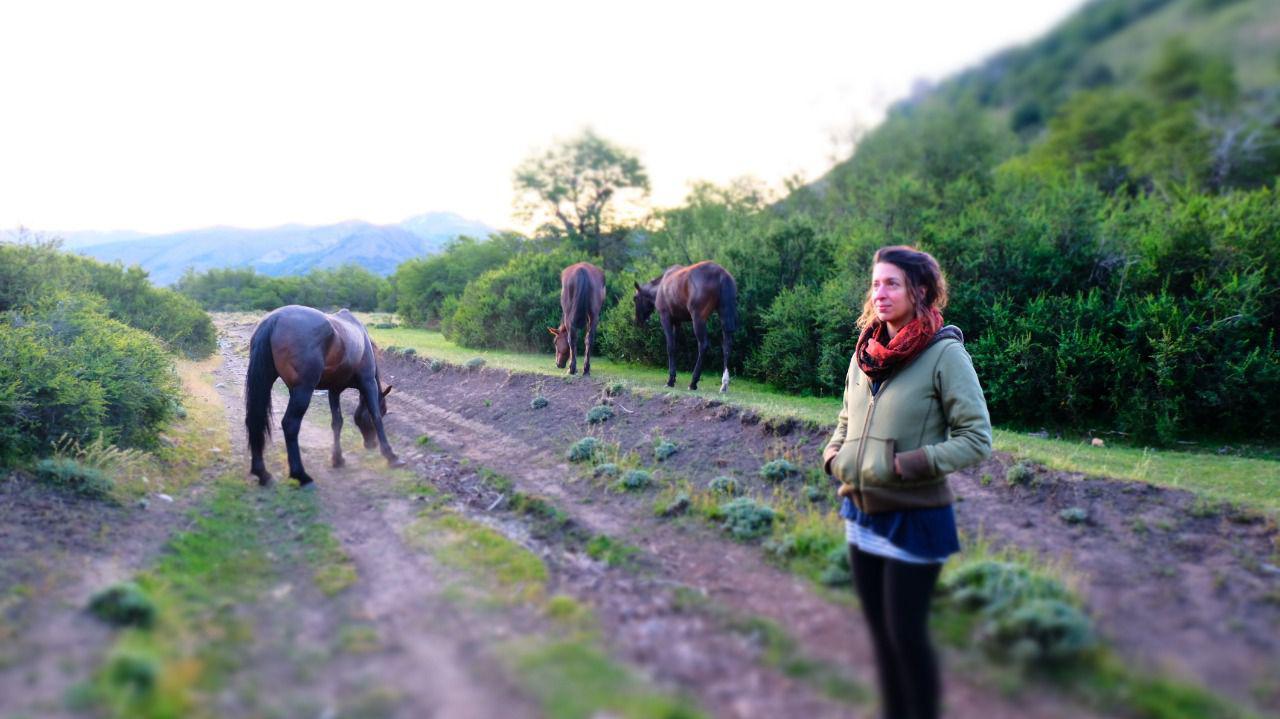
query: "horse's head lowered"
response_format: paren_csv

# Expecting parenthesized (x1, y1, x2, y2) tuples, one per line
(353, 384, 393, 448)
(633, 280, 658, 326)
(547, 326, 571, 368)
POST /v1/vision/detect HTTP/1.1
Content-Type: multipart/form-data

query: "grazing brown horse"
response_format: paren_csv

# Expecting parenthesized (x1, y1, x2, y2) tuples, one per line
(244, 305, 404, 487)
(633, 261, 738, 392)
(548, 262, 606, 375)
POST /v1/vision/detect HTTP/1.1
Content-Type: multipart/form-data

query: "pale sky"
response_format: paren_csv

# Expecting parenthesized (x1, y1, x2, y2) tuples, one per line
(1, 0, 1084, 236)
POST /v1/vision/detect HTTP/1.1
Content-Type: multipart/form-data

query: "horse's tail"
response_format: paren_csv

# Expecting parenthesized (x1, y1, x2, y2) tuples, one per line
(245, 313, 280, 458)
(572, 266, 593, 328)
(719, 272, 739, 333)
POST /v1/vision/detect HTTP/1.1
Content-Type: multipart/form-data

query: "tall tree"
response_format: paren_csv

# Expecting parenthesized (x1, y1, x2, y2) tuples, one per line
(513, 129, 650, 255)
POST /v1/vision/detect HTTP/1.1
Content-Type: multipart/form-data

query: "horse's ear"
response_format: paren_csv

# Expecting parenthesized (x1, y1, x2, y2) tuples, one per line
(634, 281, 641, 291)
(381, 385, 393, 397)
(547, 327, 559, 336)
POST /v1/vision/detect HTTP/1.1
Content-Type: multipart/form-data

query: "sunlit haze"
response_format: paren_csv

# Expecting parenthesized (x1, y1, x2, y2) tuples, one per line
(1, 0, 1085, 235)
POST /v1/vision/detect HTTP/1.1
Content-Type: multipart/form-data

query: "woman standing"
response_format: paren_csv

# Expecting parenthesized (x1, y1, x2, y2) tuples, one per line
(823, 246, 992, 719)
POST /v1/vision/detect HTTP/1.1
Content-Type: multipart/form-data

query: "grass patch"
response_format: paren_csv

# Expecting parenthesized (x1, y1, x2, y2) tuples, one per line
(405, 510, 548, 603)
(506, 638, 705, 719)
(585, 535, 641, 568)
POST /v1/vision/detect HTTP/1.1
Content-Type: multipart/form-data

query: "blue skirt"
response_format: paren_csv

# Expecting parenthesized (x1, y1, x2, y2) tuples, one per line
(840, 498, 960, 561)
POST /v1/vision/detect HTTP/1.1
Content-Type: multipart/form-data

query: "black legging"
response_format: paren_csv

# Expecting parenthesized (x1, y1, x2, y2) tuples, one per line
(850, 546, 944, 719)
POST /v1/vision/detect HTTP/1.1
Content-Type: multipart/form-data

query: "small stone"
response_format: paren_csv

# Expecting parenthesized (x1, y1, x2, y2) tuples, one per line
(1091, 438, 1105, 447)
(156, 493, 174, 503)
(215, 382, 226, 388)
(136, 498, 150, 510)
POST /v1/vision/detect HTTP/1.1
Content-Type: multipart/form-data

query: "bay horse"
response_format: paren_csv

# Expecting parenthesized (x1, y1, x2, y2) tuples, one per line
(548, 262, 606, 375)
(633, 261, 738, 392)
(244, 305, 404, 487)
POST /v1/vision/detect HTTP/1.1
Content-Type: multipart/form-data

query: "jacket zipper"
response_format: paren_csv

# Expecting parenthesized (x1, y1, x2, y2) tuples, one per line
(851, 378, 888, 491)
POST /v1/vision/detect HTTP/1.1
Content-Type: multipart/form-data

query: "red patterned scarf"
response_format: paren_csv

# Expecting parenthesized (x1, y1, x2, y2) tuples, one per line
(855, 308, 944, 381)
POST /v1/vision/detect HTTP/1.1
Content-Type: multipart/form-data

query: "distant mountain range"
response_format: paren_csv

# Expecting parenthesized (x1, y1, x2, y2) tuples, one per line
(55, 212, 494, 285)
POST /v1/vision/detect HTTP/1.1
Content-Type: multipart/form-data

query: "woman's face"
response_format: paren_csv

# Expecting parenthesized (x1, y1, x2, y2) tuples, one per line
(871, 262, 914, 328)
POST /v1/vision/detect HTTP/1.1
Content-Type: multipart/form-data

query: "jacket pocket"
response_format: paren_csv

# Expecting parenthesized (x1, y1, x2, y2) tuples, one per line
(860, 437, 897, 486)
(830, 438, 862, 486)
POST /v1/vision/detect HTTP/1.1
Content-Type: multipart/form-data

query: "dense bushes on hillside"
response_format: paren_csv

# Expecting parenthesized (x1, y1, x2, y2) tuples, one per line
(0, 293, 180, 464)
(1, 239, 215, 358)
(175, 263, 391, 314)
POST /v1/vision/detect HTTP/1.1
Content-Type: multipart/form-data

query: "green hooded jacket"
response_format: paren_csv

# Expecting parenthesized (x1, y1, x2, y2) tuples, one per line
(824, 326, 992, 513)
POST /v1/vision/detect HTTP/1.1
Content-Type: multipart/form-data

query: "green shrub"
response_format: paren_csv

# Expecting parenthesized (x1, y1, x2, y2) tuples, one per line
(34, 458, 115, 500)
(653, 440, 678, 461)
(759, 459, 799, 483)
(1005, 462, 1036, 487)
(716, 497, 776, 540)
(615, 470, 652, 492)
(392, 233, 526, 327)
(819, 546, 852, 586)
(660, 492, 691, 517)
(105, 648, 159, 694)
(1059, 507, 1089, 524)
(429, 358, 444, 372)
(87, 582, 156, 629)
(0, 295, 181, 464)
(708, 476, 739, 496)
(593, 463, 621, 479)
(566, 437, 601, 463)
(985, 598, 1096, 665)
(530, 395, 549, 410)
(940, 560, 1074, 615)
(605, 381, 625, 397)
(1, 238, 216, 358)
(464, 357, 486, 371)
(586, 405, 615, 425)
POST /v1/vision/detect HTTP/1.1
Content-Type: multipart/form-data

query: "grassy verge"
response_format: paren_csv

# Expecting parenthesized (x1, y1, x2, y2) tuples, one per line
(371, 324, 1280, 513)
(993, 429, 1280, 513)
(76, 475, 357, 718)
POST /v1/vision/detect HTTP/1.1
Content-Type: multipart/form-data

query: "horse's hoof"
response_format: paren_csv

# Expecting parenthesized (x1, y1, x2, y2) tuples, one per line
(293, 473, 314, 487)
(582, 368, 590, 376)
(332, 456, 345, 468)
(568, 368, 577, 376)
(689, 384, 699, 391)
(298, 482, 317, 492)
(386, 455, 407, 468)
(255, 473, 274, 487)
(666, 380, 676, 388)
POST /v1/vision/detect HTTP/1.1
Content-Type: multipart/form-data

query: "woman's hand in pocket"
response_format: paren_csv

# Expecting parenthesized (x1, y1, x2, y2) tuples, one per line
(823, 445, 839, 475)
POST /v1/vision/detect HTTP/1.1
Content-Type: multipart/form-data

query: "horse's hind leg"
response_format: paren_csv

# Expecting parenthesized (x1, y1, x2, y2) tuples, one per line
(720, 326, 732, 393)
(689, 317, 710, 391)
(328, 390, 345, 468)
(583, 316, 597, 376)
(282, 385, 316, 486)
(358, 378, 406, 469)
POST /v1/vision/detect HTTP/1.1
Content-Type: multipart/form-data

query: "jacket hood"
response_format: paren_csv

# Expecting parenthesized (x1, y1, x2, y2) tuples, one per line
(931, 325, 964, 346)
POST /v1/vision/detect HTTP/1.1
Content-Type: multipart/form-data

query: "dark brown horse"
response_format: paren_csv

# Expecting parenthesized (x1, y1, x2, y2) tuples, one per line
(633, 261, 738, 392)
(548, 262, 606, 375)
(244, 305, 404, 487)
